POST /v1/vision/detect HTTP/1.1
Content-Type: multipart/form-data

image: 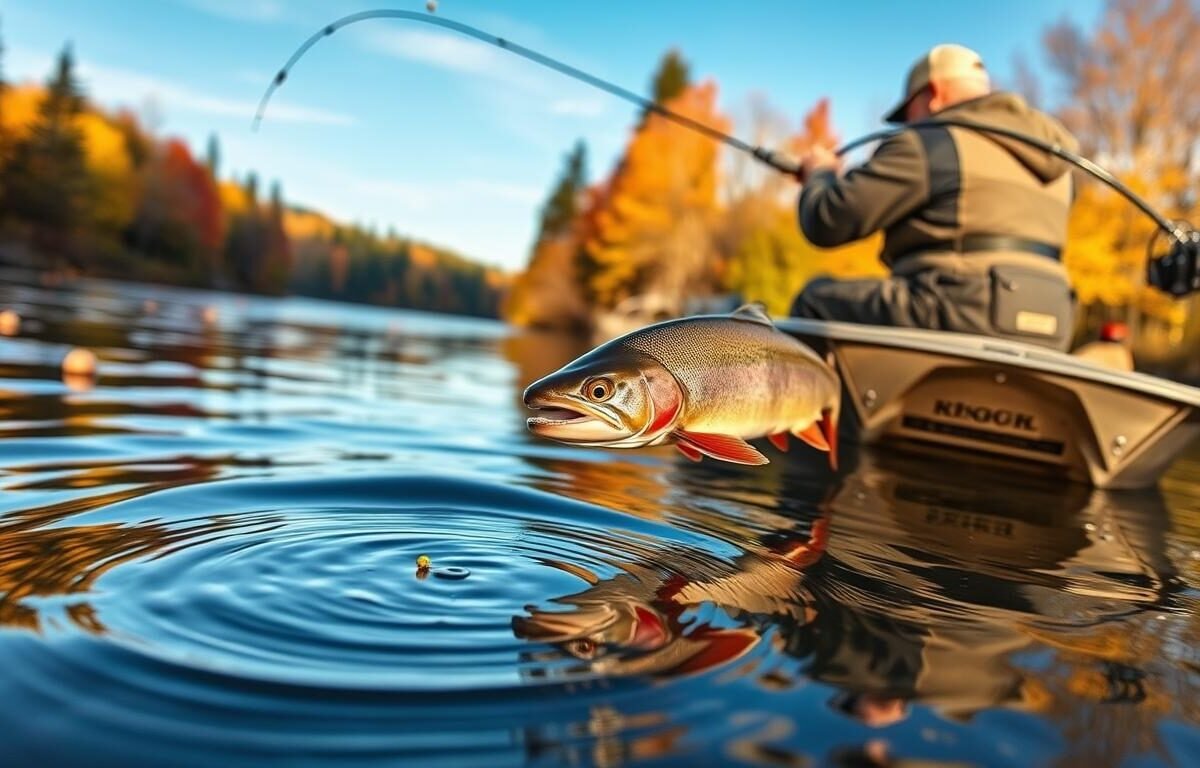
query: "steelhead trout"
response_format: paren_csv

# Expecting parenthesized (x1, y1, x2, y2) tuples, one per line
(523, 304, 841, 467)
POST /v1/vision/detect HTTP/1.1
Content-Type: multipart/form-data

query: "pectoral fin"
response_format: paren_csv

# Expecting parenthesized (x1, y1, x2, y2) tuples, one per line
(676, 442, 704, 462)
(675, 430, 769, 465)
(792, 423, 830, 452)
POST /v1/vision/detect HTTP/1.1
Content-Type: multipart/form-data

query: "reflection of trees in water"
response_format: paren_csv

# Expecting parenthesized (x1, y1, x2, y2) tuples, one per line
(0, 463, 278, 634)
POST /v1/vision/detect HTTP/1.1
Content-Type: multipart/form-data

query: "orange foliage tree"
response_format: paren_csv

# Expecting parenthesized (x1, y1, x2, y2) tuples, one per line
(130, 138, 222, 271)
(581, 80, 728, 312)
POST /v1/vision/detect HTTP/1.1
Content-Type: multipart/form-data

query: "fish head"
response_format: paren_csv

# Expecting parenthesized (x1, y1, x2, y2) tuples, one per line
(524, 346, 683, 447)
(512, 599, 673, 663)
(513, 598, 760, 678)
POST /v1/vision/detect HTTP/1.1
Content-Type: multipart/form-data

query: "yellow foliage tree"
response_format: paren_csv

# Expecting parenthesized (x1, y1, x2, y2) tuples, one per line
(582, 81, 727, 312)
(77, 112, 136, 235)
(1045, 0, 1199, 348)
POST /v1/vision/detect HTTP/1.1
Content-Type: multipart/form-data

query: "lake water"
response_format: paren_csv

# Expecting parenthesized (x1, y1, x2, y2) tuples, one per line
(0, 272, 1197, 767)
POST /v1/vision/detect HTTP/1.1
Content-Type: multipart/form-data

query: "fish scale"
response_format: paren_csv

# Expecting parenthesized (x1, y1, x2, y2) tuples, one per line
(622, 314, 837, 436)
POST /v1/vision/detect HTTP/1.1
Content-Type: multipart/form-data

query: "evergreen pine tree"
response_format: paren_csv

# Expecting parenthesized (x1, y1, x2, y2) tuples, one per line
(651, 49, 691, 104)
(6, 44, 91, 263)
(536, 140, 587, 241)
(205, 133, 220, 178)
(264, 180, 291, 294)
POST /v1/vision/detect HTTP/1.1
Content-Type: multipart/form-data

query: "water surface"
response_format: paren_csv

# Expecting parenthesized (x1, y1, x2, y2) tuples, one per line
(0, 272, 1198, 767)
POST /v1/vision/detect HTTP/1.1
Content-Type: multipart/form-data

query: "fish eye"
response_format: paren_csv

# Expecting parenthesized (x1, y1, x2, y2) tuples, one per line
(567, 638, 600, 659)
(583, 377, 614, 402)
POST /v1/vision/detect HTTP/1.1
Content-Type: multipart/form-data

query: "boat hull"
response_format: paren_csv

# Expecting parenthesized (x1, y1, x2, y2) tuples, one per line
(778, 319, 1200, 489)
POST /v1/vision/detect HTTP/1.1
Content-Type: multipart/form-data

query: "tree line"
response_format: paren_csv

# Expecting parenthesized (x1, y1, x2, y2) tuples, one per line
(0, 27, 505, 317)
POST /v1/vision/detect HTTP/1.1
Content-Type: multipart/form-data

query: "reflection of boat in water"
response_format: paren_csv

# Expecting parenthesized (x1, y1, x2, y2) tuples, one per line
(779, 319, 1200, 489)
(512, 450, 1188, 733)
(789, 451, 1181, 725)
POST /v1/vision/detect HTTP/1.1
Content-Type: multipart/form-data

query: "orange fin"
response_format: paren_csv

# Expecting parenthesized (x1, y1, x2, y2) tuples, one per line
(768, 432, 789, 452)
(676, 442, 704, 462)
(793, 423, 830, 452)
(779, 517, 831, 568)
(820, 408, 839, 471)
(675, 431, 769, 466)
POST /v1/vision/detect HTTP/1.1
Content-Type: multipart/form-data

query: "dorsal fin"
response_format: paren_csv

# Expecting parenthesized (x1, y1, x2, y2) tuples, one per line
(730, 302, 772, 326)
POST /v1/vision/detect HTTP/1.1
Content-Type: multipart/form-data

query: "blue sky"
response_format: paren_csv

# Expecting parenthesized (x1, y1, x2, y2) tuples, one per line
(0, 1, 1100, 270)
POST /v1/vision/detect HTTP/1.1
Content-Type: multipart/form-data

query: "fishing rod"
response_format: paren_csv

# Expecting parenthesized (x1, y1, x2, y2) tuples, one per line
(256, 8, 1199, 298)
(253, 8, 801, 175)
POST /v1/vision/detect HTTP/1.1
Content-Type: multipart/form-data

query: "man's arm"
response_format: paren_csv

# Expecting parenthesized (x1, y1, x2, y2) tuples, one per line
(798, 131, 929, 247)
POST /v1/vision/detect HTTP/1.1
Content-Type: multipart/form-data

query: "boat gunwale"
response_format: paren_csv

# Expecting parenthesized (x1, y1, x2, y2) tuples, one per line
(776, 317, 1200, 409)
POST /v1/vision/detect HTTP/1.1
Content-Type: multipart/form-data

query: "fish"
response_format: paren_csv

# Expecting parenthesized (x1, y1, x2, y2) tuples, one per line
(523, 303, 841, 468)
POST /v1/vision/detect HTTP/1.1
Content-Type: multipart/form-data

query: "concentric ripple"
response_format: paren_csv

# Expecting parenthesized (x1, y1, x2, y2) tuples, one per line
(53, 475, 738, 691)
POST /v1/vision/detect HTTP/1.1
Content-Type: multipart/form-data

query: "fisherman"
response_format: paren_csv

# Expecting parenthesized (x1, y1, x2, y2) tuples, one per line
(791, 44, 1079, 351)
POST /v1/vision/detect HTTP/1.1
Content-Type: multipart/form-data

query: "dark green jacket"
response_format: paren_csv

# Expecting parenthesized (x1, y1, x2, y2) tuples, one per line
(799, 93, 1079, 269)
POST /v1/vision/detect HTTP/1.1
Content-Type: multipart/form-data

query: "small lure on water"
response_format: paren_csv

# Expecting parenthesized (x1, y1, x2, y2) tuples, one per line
(414, 555, 469, 581)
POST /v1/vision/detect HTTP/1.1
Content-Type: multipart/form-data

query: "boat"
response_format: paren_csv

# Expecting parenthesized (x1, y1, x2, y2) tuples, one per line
(778, 318, 1200, 489)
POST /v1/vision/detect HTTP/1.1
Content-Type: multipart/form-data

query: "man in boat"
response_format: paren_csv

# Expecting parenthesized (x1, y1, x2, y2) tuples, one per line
(790, 44, 1079, 351)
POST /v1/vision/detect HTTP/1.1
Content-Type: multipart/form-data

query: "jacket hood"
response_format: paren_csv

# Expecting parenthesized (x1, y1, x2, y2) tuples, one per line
(934, 92, 1078, 182)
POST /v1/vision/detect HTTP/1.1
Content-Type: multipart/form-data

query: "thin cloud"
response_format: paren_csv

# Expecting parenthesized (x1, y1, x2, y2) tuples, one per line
(356, 26, 608, 121)
(180, 0, 285, 23)
(7, 47, 352, 127)
(359, 27, 545, 92)
(88, 63, 354, 126)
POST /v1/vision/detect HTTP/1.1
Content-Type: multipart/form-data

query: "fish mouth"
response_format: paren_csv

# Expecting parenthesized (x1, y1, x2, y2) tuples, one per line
(524, 392, 627, 443)
(525, 405, 593, 427)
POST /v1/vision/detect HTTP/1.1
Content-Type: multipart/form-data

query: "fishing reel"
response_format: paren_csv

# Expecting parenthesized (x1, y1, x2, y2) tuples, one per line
(1147, 225, 1200, 298)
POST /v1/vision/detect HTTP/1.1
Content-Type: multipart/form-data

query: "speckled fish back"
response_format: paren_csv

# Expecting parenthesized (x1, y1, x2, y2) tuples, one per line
(618, 316, 839, 436)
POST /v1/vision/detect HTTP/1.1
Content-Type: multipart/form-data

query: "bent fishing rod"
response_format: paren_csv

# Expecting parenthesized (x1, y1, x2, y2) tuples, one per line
(256, 8, 1199, 298)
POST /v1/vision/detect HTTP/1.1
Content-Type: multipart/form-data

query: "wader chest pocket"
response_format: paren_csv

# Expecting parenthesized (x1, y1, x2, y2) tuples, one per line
(989, 265, 1070, 339)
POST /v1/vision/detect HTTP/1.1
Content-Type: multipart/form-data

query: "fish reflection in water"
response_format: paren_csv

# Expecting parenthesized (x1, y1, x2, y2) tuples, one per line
(513, 517, 828, 678)
(514, 450, 1193, 762)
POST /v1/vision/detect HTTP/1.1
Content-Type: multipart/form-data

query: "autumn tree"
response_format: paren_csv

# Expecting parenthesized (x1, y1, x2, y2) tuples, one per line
(4, 45, 91, 264)
(129, 138, 222, 275)
(583, 80, 727, 312)
(536, 140, 587, 240)
(1042, 0, 1200, 346)
(504, 141, 594, 330)
(78, 111, 137, 251)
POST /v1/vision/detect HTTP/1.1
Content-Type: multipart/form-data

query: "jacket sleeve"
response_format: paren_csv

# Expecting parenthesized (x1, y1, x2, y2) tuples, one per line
(798, 131, 930, 247)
